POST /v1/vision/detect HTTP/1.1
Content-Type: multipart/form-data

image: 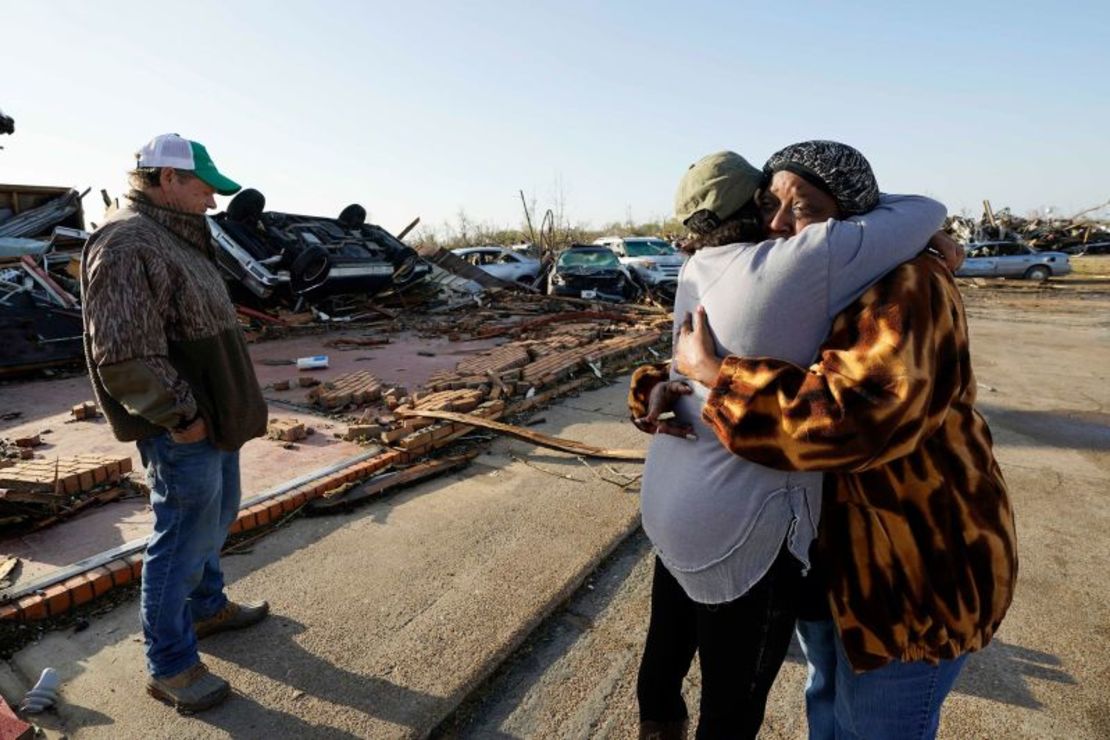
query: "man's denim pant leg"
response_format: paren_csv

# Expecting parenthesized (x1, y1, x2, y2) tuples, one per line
(137, 434, 241, 678)
(797, 618, 968, 740)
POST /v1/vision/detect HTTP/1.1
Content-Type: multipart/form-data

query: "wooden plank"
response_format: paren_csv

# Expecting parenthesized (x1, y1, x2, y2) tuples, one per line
(305, 453, 476, 512)
(396, 408, 646, 461)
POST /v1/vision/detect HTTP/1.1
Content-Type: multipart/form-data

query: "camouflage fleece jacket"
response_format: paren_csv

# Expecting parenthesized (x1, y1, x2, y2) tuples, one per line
(81, 192, 267, 451)
(629, 254, 1018, 671)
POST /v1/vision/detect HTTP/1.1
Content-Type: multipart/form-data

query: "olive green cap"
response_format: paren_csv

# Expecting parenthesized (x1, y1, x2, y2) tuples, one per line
(674, 151, 762, 225)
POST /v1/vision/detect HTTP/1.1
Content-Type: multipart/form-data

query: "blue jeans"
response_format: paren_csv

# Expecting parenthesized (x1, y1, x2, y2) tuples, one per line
(796, 619, 968, 740)
(137, 434, 241, 678)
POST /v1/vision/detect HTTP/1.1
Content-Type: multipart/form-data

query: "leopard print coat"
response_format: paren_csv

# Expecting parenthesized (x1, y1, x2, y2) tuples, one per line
(629, 254, 1017, 671)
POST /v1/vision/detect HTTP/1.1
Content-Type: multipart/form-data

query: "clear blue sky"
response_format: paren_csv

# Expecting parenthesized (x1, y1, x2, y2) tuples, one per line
(2, 0, 1107, 235)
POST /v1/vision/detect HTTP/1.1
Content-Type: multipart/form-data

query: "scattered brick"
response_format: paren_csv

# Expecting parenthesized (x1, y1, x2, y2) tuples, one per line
(271, 379, 292, 391)
(412, 388, 486, 413)
(71, 401, 99, 421)
(380, 427, 409, 444)
(344, 424, 383, 441)
(298, 376, 321, 388)
(14, 435, 41, 448)
(454, 344, 531, 376)
(267, 418, 307, 442)
(401, 417, 435, 433)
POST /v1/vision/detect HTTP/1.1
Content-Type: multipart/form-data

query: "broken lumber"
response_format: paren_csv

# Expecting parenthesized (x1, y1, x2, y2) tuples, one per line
(306, 453, 476, 513)
(475, 310, 635, 339)
(396, 408, 647, 461)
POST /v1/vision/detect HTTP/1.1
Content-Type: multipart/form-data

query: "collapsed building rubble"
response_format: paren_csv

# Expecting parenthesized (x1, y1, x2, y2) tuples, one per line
(0, 175, 679, 622)
(0, 290, 668, 619)
(257, 293, 668, 460)
(946, 199, 1110, 253)
(0, 245, 671, 622)
(0, 185, 90, 376)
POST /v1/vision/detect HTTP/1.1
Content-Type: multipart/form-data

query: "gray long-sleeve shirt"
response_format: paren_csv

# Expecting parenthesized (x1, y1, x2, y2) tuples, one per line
(640, 194, 946, 604)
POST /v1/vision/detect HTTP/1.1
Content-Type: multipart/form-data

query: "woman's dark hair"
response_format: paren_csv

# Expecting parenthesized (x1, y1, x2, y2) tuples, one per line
(679, 200, 764, 254)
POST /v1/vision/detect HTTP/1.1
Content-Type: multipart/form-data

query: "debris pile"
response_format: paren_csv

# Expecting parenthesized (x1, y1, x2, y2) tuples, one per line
(0, 185, 90, 376)
(258, 295, 667, 478)
(946, 199, 1110, 253)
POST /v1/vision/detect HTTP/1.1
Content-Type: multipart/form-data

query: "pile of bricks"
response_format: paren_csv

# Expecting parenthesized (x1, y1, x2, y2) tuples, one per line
(519, 330, 661, 386)
(2, 435, 43, 461)
(424, 327, 663, 397)
(0, 454, 133, 495)
(410, 388, 485, 413)
(306, 371, 384, 409)
(453, 344, 531, 376)
(523, 332, 595, 357)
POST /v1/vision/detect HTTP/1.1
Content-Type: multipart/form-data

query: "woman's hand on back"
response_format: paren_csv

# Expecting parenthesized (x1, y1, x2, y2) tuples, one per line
(674, 306, 723, 387)
(929, 231, 965, 272)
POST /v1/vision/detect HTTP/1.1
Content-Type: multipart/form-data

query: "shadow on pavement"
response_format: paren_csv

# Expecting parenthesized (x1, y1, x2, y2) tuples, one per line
(27, 700, 115, 736)
(979, 405, 1110, 452)
(195, 692, 364, 739)
(954, 638, 1076, 710)
(202, 617, 442, 735)
(783, 635, 1074, 710)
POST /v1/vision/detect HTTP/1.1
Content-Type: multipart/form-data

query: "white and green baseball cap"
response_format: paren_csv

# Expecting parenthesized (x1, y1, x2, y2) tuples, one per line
(136, 133, 241, 195)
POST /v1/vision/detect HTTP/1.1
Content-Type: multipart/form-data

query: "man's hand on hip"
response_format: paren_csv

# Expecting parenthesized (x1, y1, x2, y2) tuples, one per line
(170, 417, 207, 444)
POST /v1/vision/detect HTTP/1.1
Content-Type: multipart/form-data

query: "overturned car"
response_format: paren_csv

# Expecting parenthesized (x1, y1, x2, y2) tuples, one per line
(209, 188, 429, 306)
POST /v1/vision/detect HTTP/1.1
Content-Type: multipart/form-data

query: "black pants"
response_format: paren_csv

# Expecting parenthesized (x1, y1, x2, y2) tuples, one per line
(637, 548, 803, 740)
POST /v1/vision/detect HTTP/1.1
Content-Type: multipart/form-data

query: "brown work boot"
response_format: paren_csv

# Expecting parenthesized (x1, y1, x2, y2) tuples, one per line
(147, 662, 230, 714)
(639, 719, 688, 740)
(194, 600, 270, 640)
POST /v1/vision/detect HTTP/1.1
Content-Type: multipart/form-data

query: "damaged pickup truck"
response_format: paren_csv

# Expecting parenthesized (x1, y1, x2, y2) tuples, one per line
(209, 188, 429, 306)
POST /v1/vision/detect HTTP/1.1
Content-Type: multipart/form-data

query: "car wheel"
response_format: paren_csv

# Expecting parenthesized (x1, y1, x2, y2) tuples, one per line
(391, 247, 424, 285)
(337, 204, 367, 229)
(289, 245, 331, 293)
(226, 188, 265, 224)
(1024, 265, 1051, 281)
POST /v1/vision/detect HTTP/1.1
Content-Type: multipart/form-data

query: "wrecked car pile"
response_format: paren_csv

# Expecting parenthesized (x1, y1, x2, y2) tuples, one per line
(946, 200, 1110, 254)
(210, 188, 431, 310)
(0, 184, 89, 376)
(0, 184, 447, 376)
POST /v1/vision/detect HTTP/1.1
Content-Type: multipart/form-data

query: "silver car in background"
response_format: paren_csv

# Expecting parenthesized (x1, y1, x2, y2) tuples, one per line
(592, 236, 684, 289)
(956, 241, 1071, 281)
(452, 245, 542, 285)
